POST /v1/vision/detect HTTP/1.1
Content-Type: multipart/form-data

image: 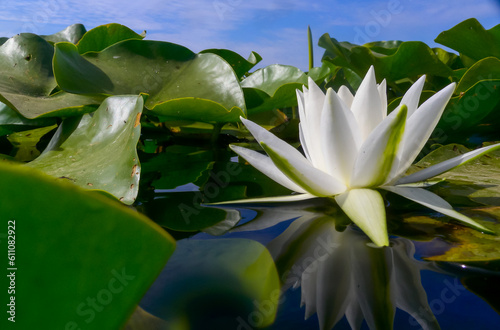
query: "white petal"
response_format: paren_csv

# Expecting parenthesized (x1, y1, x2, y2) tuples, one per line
(338, 85, 354, 108)
(388, 83, 456, 184)
(335, 189, 389, 246)
(241, 117, 346, 196)
(350, 105, 407, 188)
(230, 145, 307, 193)
(396, 142, 500, 185)
(382, 186, 494, 234)
(299, 123, 313, 162)
(303, 77, 327, 170)
(321, 88, 361, 184)
(378, 79, 388, 118)
(208, 193, 317, 205)
(400, 75, 426, 117)
(350, 66, 384, 140)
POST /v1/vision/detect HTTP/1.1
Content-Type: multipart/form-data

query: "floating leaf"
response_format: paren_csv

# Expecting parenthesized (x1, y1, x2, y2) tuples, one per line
(0, 33, 103, 118)
(318, 35, 453, 89)
(41, 23, 87, 44)
(413, 144, 500, 207)
(435, 18, 500, 62)
(241, 64, 308, 114)
(0, 102, 56, 136)
(455, 57, 500, 93)
(425, 207, 500, 262)
(140, 239, 280, 329)
(27, 95, 143, 204)
(7, 124, 57, 161)
(0, 162, 175, 329)
(201, 48, 262, 79)
(53, 40, 246, 123)
(142, 192, 236, 232)
(77, 23, 144, 54)
(438, 80, 500, 133)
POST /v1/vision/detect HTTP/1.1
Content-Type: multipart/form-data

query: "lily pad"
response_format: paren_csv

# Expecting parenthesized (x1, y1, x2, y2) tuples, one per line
(27, 95, 143, 204)
(0, 33, 103, 118)
(200, 48, 262, 79)
(412, 144, 500, 206)
(425, 207, 500, 262)
(0, 102, 56, 136)
(7, 124, 57, 161)
(140, 238, 280, 329)
(77, 23, 145, 54)
(0, 162, 175, 330)
(53, 40, 246, 123)
(318, 34, 453, 86)
(41, 23, 87, 44)
(435, 18, 500, 62)
(241, 64, 308, 115)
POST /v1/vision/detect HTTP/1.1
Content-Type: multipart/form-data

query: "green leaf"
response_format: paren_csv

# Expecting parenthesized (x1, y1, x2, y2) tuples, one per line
(0, 162, 175, 329)
(7, 125, 57, 161)
(0, 33, 103, 118)
(200, 48, 262, 79)
(41, 23, 87, 44)
(77, 23, 144, 54)
(242, 64, 308, 114)
(140, 239, 280, 329)
(53, 40, 246, 123)
(413, 143, 500, 206)
(140, 145, 214, 189)
(0, 102, 56, 136)
(439, 80, 500, 132)
(435, 18, 500, 62)
(455, 57, 500, 94)
(141, 192, 235, 232)
(319, 34, 453, 85)
(27, 95, 143, 204)
(424, 207, 500, 262)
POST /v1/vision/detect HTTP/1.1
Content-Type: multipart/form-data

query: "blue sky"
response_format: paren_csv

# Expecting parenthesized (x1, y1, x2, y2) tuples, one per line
(0, 0, 499, 71)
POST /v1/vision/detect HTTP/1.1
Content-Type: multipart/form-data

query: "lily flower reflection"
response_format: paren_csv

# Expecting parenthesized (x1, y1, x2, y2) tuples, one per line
(267, 214, 440, 330)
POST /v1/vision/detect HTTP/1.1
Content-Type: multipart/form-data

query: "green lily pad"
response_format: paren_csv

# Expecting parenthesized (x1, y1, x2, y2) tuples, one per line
(77, 23, 145, 54)
(241, 64, 308, 114)
(456, 57, 500, 94)
(41, 23, 87, 44)
(412, 144, 500, 206)
(0, 162, 175, 329)
(7, 124, 57, 161)
(0, 102, 56, 136)
(200, 48, 262, 79)
(425, 207, 500, 262)
(0, 33, 103, 118)
(318, 35, 453, 90)
(142, 192, 235, 232)
(435, 18, 500, 62)
(438, 80, 500, 132)
(140, 145, 215, 190)
(53, 40, 246, 123)
(27, 95, 143, 204)
(140, 238, 280, 329)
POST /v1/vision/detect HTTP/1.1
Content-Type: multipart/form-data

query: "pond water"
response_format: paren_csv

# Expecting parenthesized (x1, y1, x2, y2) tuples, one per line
(135, 145, 500, 329)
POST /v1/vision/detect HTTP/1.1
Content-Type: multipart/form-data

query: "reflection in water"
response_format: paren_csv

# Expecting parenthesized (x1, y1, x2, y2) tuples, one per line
(222, 202, 441, 329)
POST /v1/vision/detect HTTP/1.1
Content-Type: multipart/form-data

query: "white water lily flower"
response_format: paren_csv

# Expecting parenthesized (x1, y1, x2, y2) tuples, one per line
(225, 66, 499, 246)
